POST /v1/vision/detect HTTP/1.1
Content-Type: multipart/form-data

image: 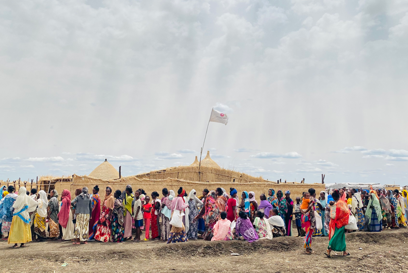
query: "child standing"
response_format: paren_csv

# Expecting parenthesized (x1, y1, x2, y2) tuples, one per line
(294, 197, 302, 237)
(133, 190, 143, 242)
(142, 196, 152, 241)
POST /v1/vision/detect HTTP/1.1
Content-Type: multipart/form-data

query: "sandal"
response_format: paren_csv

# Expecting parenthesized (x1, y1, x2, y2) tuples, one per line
(343, 252, 350, 256)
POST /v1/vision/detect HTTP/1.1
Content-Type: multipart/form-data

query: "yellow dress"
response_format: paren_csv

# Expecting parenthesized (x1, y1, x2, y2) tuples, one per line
(8, 216, 32, 244)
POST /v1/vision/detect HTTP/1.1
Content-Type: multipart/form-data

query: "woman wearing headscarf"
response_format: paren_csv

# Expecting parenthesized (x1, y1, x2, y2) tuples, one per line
(168, 187, 189, 243)
(186, 189, 202, 240)
(248, 191, 258, 222)
(313, 191, 326, 237)
(227, 188, 238, 222)
(351, 189, 365, 230)
(253, 211, 272, 240)
(59, 189, 74, 241)
(48, 189, 60, 239)
(160, 188, 172, 241)
(71, 187, 92, 244)
(239, 191, 250, 216)
(325, 190, 350, 258)
(234, 211, 259, 243)
(1, 186, 17, 239)
(267, 189, 278, 208)
(33, 190, 48, 241)
(379, 190, 392, 229)
(123, 185, 134, 240)
(94, 186, 115, 242)
(195, 190, 219, 241)
(0, 190, 8, 237)
(365, 191, 382, 232)
(403, 190, 408, 224)
(394, 190, 407, 227)
(283, 191, 294, 236)
(387, 190, 399, 228)
(215, 188, 228, 213)
(88, 185, 101, 239)
(110, 190, 125, 242)
(276, 190, 287, 221)
(8, 187, 38, 247)
(258, 194, 273, 219)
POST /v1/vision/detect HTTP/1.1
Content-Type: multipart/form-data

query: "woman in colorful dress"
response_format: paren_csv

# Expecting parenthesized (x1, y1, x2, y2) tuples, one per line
(268, 188, 278, 208)
(8, 187, 38, 248)
(258, 194, 273, 219)
(211, 212, 233, 241)
(235, 211, 259, 243)
(394, 190, 407, 227)
(195, 191, 219, 241)
(1, 186, 18, 239)
(48, 189, 60, 239)
(111, 190, 124, 242)
(160, 188, 172, 241)
(168, 187, 189, 243)
(239, 191, 250, 216)
(387, 190, 399, 228)
(186, 189, 201, 240)
(89, 185, 101, 239)
(248, 191, 258, 222)
(58, 189, 75, 241)
(33, 190, 48, 241)
(326, 189, 350, 258)
(123, 185, 134, 240)
(71, 187, 92, 244)
(365, 192, 382, 232)
(151, 191, 161, 240)
(379, 190, 392, 229)
(313, 191, 324, 237)
(0, 190, 8, 238)
(276, 190, 287, 220)
(215, 188, 227, 213)
(351, 189, 365, 230)
(301, 189, 316, 254)
(94, 186, 115, 242)
(253, 211, 272, 240)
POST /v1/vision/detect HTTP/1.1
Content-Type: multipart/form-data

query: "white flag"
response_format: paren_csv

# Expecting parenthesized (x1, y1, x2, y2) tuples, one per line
(209, 109, 228, 125)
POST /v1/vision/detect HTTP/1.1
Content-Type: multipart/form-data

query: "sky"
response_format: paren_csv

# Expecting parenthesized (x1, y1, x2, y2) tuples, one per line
(1, 0, 408, 186)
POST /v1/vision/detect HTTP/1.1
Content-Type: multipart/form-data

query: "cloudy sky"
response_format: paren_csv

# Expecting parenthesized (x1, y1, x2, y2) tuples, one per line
(1, 0, 408, 186)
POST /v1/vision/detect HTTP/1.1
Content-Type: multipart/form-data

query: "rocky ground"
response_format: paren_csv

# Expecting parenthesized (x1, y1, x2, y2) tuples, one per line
(0, 228, 407, 272)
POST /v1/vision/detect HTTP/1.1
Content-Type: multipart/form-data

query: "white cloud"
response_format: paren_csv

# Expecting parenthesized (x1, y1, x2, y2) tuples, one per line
(316, 159, 338, 167)
(154, 153, 184, 160)
(251, 152, 302, 159)
(178, 149, 196, 154)
(213, 102, 233, 113)
(362, 149, 387, 155)
(335, 146, 367, 153)
(27, 157, 64, 162)
(76, 153, 134, 162)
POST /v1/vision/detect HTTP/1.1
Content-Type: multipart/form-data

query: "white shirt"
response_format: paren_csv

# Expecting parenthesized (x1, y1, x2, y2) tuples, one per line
(133, 198, 143, 220)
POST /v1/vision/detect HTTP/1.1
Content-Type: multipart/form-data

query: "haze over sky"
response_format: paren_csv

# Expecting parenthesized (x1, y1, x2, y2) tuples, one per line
(1, 0, 408, 186)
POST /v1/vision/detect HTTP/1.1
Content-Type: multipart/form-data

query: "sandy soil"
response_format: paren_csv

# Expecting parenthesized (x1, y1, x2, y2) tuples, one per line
(0, 228, 407, 273)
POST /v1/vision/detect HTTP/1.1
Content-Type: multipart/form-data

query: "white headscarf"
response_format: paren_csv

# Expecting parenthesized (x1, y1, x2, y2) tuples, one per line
(187, 189, 196, 201)
(169, 190, 175, 201)
(37, 190, 49, 218)
(12, 187, 38, 223)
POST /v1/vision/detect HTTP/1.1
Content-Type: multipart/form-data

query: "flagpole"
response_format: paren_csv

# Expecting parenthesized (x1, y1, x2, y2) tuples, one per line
(199, 109, 212, 182)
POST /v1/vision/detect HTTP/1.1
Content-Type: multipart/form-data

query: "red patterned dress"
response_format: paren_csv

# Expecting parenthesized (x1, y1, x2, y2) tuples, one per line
(151, 199, 161, 239)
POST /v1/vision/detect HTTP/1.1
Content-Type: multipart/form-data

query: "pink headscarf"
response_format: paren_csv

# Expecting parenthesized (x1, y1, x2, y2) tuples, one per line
(58, 189, 71, 228)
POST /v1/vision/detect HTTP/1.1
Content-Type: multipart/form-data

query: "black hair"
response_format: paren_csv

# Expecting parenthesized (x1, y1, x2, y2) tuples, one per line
(114, 190, 122, 199)
(126, 185, 133, 193)
(31, 188, 37, 194)
(393, 189, 399, 194)
(216, 188, 223, 196)
(94, 185, 100, 192)
(162, 188, 168, 195)
(332, 190, 340, 200)
(272, 208, 279, 215)
(106, 186, 112, 192)
(26, 191, 29, 195)
(152, 191, 159, 198)
(221, 212, 227, 220)
(178, 187, 183, 195)
(257, 211, 264, 219)
(308, 188, 316, 196)
(239, 211, 247, 219)
(203, 188, 209, 194)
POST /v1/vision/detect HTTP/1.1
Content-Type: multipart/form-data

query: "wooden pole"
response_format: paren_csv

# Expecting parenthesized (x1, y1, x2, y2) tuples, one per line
(119, 166, 122, 179)
(36, 176, 38, 190)
(198, 109, 212, 182)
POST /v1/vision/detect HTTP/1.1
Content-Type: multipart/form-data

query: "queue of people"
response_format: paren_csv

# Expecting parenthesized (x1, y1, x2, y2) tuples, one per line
(0, 184, 406, 257)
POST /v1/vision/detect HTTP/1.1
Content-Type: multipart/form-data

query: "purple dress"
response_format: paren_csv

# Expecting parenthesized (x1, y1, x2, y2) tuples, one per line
(235, 217, 259, 243)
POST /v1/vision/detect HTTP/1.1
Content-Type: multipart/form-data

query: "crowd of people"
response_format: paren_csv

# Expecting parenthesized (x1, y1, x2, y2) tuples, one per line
(0, 184, 407, 257)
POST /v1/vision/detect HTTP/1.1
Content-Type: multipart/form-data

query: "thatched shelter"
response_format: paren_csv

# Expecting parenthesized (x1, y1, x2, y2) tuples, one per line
(88, 159, 119, 180)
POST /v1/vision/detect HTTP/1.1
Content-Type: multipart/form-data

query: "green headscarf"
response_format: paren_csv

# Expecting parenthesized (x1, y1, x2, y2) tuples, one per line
(365, 193, 382, 224)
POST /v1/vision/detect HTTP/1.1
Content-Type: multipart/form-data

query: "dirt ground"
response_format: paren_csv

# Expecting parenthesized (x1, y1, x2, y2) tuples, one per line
(0, 228, 407, 273)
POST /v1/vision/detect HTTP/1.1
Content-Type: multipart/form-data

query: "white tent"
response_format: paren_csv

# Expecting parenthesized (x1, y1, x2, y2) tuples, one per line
(325, 183, 384, 190)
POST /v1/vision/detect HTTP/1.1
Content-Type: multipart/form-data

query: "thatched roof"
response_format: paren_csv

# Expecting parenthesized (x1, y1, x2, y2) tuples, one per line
(200, 151, 220, 169)
(89, 159, 119, 180)
(190, 156, 199, 167)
